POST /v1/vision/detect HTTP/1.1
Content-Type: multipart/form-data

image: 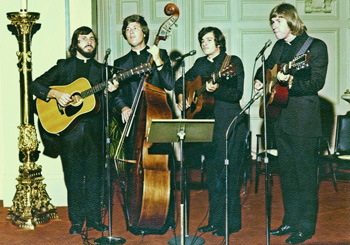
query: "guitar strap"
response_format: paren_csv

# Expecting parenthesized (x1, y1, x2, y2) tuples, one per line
(296, 36, 314, 56)
(221, 55, 231, 71)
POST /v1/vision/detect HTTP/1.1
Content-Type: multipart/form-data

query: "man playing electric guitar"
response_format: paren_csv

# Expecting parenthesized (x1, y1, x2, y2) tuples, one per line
(254, 3, 328, 244)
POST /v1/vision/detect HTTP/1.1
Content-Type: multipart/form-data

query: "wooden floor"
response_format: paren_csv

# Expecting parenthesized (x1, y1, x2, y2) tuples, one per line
(1, 170, 349, 245)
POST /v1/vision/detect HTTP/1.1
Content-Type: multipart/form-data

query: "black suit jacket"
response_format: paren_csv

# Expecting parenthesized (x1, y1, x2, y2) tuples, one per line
(255, 32, 328, 137)
(29, 56, 107, 157)
(112, 48, 174, 112)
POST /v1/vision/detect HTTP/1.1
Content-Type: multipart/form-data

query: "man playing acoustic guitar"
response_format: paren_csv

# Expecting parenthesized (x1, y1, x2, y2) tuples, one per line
(254, 3, 328, 244)
(29, 26, 119, 235)
(175, 26, 247, 236)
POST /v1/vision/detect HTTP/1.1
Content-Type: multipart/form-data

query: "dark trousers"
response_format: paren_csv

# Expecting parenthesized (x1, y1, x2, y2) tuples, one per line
(206, 118, 246, 231)
(60, 120, 104, 225)
(276, 133, 319, 234)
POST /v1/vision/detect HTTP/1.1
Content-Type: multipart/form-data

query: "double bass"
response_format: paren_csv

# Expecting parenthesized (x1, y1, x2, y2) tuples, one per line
(114, 3, 179, 235)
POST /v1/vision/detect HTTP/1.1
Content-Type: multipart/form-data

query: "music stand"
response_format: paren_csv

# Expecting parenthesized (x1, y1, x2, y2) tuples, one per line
(148, 119, 215, 245)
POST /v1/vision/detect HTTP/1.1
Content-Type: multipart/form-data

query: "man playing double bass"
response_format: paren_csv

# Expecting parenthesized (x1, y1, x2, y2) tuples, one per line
(112, 14, 175, 234)
(113, 14, 174, 159)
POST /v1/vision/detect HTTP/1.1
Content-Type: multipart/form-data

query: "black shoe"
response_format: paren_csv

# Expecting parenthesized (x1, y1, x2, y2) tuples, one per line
(285, 231, 312, 244)
(212, 227, 240, 236)
(69, 224, 82, 234)
(198, 224, 216, 233)
(86, 221, 108, 232)
(270, 225, 294, 236)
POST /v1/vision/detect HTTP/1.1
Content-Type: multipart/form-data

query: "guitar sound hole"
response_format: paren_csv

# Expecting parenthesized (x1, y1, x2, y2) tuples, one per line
(190, 92, 198, 113)
(65, 103, 83, 117)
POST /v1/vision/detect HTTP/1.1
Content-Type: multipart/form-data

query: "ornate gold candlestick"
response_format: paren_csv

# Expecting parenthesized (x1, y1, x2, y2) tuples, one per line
(6, 10, 57, 229)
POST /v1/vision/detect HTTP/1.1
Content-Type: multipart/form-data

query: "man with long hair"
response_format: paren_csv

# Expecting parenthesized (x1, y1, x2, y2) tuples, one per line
(175, 26, 247, 236)
(254, 3, 328, 244)
(30, 26, 118, 235)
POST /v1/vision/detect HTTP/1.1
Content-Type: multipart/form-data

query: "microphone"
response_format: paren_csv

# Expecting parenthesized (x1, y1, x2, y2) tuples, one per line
(175, 50, 196, 61)
(241, 91, 263, 113)
(255, 40, 272, 61)
(103, 48, 111, 63)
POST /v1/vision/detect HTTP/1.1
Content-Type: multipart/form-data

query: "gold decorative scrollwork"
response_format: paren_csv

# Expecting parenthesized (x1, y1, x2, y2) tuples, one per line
(18, 124, 39, 153)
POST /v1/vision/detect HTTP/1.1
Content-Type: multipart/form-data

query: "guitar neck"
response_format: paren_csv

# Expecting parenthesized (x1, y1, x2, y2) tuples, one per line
(81, 65, 148, 99)
(81, 82, 105, 99)
(116, 67, 140, 81)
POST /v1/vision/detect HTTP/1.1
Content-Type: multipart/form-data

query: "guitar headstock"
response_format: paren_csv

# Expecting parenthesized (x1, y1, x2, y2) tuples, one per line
(220, 63, 236, 78)
(133, 63, 152, 75)
(292, 52, 309, 70)
(281, 52, 309, 74)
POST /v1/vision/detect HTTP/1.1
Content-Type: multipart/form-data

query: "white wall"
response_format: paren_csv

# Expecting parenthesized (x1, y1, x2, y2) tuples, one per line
(0, 0, 92, 207)
(2, 0, 350, 208)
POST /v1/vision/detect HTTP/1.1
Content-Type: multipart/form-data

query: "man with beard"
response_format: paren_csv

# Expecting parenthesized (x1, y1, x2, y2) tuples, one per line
(29, 26, 119, 235)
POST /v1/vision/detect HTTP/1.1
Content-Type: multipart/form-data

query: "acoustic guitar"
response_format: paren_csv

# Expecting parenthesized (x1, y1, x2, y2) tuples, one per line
(36, 63, 152, 134)
(185, 63, 236, 119)
(259, 53, 309, 119)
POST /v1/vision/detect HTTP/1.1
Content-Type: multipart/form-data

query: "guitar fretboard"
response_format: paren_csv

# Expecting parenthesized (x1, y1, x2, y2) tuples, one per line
(81, 83, 105, 99)
(80, 64, 150, 99)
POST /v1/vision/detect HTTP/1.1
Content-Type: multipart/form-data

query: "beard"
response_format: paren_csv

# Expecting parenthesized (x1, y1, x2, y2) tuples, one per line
(77, 45, 96, 58)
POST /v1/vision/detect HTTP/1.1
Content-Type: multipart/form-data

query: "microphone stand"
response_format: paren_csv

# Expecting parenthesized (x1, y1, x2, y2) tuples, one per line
(95, 56, 126, 245)
(224, 89, 261, 244)
(261, 54, 271, 245)
(168, 58, 205, 245)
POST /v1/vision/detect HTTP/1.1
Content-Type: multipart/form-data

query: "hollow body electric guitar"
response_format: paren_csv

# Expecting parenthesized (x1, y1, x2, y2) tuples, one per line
(185, 63, 236, 119)
(259, 53, 309, 119)
(36, 63, 152, 134)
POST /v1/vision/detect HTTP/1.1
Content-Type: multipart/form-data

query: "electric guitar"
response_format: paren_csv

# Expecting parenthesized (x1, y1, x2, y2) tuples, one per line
(185, 63, 236, 119)
(36, 63, 152, 134)
(259, 53, 309, 119)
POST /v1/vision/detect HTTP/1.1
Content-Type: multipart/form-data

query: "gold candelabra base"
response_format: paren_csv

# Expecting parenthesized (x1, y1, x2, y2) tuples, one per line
(7, 11, 58, 229)
(7, 125, 58, 229)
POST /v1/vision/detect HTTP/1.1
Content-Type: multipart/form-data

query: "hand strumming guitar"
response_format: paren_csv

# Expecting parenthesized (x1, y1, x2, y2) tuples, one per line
(48, 89, 72, 107)
(277, 71, 293, 88)
(206, 80, 219, 92)
(177, 94, 190, 111)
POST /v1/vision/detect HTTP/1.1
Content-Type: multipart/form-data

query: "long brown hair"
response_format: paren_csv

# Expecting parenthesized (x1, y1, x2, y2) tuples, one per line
(269, 3, 306, 36)
(68, 26, 98, 57)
